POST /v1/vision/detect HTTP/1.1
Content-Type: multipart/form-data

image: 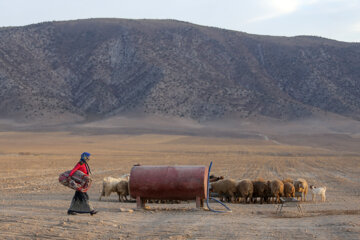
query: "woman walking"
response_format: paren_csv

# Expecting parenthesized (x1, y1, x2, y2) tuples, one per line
(67, 152, 97, 215)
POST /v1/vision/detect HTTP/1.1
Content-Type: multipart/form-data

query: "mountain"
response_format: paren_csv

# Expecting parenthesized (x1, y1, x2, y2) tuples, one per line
(0, 18, 359, 123)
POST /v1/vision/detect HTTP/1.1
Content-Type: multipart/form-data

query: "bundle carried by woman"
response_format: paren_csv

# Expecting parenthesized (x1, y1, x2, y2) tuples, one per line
(59, 170, 92, 192)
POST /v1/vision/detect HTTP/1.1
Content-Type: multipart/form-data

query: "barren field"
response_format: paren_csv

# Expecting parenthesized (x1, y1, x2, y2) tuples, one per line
(0, 130, 359, 239)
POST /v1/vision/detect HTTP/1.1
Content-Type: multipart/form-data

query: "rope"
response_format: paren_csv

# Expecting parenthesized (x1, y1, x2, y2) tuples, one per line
(206, 161, 232, 213)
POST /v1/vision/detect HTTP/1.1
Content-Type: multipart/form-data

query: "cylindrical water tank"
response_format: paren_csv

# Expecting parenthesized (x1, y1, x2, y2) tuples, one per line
(129, 165, 208, 208)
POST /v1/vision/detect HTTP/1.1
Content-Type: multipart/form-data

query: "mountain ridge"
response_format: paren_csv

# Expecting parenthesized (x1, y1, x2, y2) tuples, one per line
(0, 18, 359, 123)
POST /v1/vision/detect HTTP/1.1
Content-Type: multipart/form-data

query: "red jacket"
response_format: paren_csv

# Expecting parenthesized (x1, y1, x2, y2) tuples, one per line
(69, 162, 88, 176)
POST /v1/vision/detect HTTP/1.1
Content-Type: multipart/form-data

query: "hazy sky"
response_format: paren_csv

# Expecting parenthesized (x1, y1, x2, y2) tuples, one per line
(0, 0, 359, 42)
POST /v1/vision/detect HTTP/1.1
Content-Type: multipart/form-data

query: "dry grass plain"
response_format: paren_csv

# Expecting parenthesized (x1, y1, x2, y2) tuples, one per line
(0, 130, 359, 239)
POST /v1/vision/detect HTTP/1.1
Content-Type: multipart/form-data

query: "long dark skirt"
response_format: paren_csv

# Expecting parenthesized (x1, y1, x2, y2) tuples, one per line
(68, 191, 94, 214)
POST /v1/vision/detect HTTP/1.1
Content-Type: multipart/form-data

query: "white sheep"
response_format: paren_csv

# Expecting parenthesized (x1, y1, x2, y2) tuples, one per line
(99, 174, 130, 201)
(310, 185, 326, 202)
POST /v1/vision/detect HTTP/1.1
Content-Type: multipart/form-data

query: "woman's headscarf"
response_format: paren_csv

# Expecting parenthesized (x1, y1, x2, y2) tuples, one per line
(80, 152, 91, 174)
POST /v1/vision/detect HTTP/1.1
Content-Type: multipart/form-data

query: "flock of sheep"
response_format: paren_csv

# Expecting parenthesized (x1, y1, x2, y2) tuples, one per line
(98, 173, 313, 204)
(209, 176, 309, 204)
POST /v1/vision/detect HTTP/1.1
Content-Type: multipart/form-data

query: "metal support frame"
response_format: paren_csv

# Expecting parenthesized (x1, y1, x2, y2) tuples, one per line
(276, 197, 303, 215)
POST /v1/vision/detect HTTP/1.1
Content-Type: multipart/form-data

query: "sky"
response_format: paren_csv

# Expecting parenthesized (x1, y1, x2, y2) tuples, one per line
(0, 0, 359, 42)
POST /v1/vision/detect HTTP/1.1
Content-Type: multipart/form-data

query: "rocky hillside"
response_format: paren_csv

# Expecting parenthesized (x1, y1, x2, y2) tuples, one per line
(0, 18, 359, 123)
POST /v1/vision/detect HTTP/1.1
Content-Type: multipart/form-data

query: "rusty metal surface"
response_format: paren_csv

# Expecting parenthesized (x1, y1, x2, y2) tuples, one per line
(129, 165, 208, 200)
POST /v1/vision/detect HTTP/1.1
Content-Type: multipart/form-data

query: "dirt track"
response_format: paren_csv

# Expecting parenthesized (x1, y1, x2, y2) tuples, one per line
(0, 131, 359, 239)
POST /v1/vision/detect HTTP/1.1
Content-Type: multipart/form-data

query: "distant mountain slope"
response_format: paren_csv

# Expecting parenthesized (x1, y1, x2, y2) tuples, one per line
(0, 18, 359, 122)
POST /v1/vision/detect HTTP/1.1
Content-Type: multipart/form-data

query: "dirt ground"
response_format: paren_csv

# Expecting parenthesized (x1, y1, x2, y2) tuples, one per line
(0, 130, 359, 239)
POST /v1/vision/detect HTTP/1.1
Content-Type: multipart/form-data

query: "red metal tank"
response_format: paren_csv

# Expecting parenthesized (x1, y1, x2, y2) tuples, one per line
(129, 165, 208, 208)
